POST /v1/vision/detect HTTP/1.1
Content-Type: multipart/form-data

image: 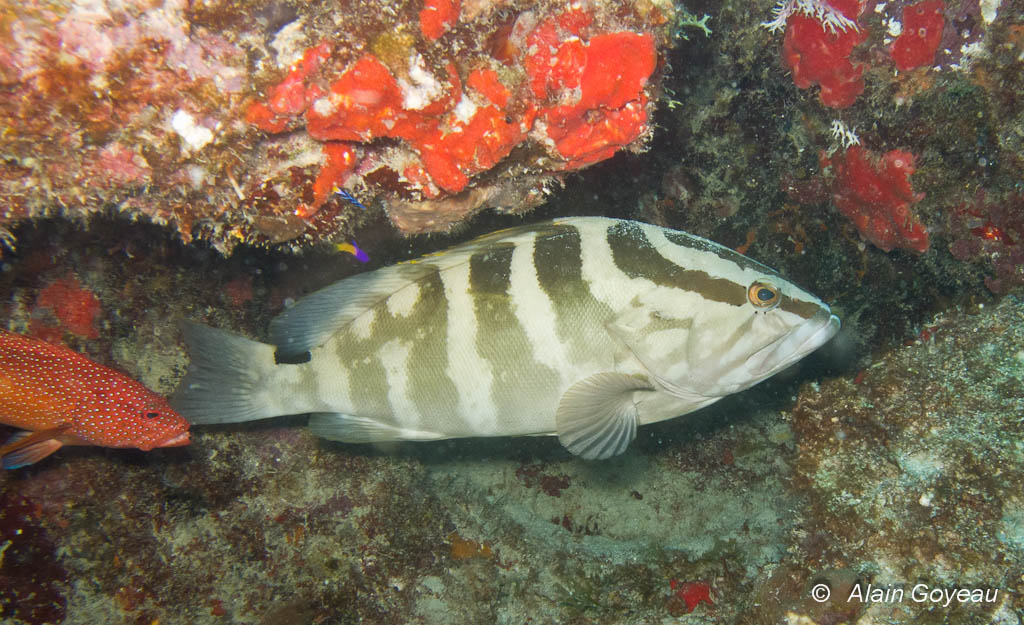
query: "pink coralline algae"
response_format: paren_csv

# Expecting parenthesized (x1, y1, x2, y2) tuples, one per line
(774, 0, 868, 108)
(420, 0, 462, 40)
(820, 146, 929, 253)
(90, 143, 153, 188)
(890, 0, 946, 71)
(949, 191, 1024, 294)
(669, 579, 714, 615)
(33, 276, 102, 340)
(244, 5, 663, 230)
(535, 30, 656, 170)
(0, 0, 247, 246)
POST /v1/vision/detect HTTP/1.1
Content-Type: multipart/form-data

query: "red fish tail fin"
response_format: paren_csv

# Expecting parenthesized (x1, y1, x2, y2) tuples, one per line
(0, 427, 69, 469)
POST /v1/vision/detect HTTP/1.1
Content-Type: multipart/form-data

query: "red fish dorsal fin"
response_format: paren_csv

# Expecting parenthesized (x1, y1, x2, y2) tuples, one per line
(0, 425, 71, 469)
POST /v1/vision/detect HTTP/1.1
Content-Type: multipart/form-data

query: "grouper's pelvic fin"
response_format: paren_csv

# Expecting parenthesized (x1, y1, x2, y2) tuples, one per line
(171, 321, 280, 424)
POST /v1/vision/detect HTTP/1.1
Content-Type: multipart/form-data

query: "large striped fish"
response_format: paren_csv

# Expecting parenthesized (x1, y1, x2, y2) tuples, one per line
(172, 217, 839, 459)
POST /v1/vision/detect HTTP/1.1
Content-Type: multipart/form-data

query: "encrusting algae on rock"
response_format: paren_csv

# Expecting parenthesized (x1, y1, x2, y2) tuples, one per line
(0, 0, 697, 253)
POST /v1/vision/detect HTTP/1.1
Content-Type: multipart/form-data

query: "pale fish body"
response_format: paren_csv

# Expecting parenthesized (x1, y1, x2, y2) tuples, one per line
(172, 217, 839, 459)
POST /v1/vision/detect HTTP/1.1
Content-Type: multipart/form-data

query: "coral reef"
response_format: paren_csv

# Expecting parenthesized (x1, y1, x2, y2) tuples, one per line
(245, 5, 664, 228)
(0, 0, 1022, 622)
(748, 293, 1024, 624)
(1, 215, 1022, 625)
(634, 0, 1021, 346)
(0, 0, 683, 252)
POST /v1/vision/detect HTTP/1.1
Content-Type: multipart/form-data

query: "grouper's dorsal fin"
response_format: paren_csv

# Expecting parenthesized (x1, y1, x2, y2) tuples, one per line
(269, 262, 438, 357)
(269, 221, 564, 357)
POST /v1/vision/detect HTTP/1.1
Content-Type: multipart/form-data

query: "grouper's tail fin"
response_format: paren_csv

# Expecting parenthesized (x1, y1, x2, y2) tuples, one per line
(171, 321, 280, 424)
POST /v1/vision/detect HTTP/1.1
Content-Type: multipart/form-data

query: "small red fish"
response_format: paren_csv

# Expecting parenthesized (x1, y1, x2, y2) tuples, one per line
(0, 330, 190, 469)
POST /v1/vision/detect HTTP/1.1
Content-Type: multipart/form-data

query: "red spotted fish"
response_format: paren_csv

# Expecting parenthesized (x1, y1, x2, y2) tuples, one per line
(0, 330, 190, 468)
(173, 217, 839, 459)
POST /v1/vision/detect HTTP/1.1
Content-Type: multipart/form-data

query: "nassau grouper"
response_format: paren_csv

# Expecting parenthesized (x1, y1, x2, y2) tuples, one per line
(172, 217, 839, 459)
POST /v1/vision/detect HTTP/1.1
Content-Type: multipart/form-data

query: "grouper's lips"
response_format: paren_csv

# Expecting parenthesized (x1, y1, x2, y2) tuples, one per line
(161, 431, 192, 447)
(752, 309, 841, 378)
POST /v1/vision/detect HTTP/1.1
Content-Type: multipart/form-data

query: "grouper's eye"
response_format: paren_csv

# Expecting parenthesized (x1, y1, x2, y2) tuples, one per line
(748, 281, 781, 309)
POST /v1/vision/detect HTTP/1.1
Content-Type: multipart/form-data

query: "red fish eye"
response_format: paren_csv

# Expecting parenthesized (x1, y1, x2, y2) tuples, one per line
(144, 411, 160, 419)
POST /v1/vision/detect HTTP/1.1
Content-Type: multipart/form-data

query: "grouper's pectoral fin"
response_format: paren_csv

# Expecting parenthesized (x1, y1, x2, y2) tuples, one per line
(0, 425, 70, 469)
(308, 413, 445, 443)
(555, 373, 653, 460)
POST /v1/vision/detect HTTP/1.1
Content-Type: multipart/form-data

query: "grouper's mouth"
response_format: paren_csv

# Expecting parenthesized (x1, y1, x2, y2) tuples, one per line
(161, 431, 192, 447)
(751, 309, 840, 378)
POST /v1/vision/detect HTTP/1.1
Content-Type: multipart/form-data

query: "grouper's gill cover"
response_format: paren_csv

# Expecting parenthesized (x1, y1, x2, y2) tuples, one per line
(172, 217, 840, 460)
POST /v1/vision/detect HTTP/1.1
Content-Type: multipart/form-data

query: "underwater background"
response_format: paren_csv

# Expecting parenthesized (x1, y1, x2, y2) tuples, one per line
(1, 0, 1023, 622)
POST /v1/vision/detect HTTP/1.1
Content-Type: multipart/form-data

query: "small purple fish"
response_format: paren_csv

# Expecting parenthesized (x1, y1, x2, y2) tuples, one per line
(331, 189, 370, 262)
(335, 242, 370, 263)
(335, 189, 367, 211)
